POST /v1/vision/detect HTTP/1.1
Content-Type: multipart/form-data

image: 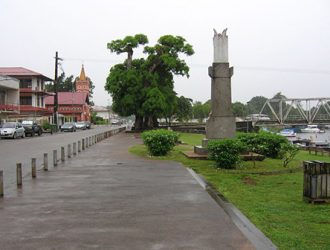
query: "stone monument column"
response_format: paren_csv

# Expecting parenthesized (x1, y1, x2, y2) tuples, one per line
(206, 29, 236, 139)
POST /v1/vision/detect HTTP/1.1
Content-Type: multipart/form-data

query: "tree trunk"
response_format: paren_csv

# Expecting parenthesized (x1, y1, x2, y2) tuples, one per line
(143, 115, 153, 129)
(127, 48, 133, 69)
(152, 116, 159, 128)
(134, 115, 143, 131)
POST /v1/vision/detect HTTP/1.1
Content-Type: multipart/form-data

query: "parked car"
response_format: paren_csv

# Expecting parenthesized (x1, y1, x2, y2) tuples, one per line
(60, 122, 76, 132)
(85, 121, 91, 129)
(0, 122, 25, 139)
(22, 120, 43, 136)
(111, 119, 122, 125)
(75, 121, 87, 130)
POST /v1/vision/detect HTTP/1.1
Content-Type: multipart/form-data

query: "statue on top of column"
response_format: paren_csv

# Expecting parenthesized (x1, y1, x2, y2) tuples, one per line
(213, 28, 228, 63)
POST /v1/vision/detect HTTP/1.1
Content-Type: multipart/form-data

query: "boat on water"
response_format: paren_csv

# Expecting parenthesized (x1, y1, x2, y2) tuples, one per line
(279, 128, 296, 137)
(300, 125, 325, 133)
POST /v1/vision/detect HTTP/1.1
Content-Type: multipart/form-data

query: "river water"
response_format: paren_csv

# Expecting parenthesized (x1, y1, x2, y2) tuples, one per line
(291, 129, 330, 145)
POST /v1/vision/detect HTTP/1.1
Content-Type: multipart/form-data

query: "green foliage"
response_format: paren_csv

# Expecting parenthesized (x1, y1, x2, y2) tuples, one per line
(107, 34, 148, 55)
(42, 121, 57, 132)
(176, 96, 193, 122)
(105, 34, 194, 129)
(232, 102, 248, 117)
(142, 129, 179, 156)
(192, 101, 210, 122)
(279, 143, 299, 167)
(238, 131, 288, 158)
(208, 139, 247, 169)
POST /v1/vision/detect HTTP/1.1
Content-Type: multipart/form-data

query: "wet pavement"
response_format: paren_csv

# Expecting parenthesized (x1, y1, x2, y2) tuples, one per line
(0, 132, 255, 249)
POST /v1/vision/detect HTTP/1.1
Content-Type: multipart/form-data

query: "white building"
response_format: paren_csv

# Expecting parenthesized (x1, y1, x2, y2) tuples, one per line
(0, 76, 20, 122)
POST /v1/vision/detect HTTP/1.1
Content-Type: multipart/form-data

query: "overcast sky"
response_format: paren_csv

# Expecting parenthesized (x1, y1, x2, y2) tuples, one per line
(1, 0, 329, 107)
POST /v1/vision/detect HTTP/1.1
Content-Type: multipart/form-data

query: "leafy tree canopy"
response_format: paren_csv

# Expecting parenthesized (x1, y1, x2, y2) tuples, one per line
(105, 34, 194, 130)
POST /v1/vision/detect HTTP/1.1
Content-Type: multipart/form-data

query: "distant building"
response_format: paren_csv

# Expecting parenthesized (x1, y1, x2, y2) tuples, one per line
(0, 67, 52, 121)
(75, 65, 90, 93)
(45, 65, 91, 123)
(45, 92, 90, 124)
(0, 76, 20, 122)
(92, 105, 114, 122)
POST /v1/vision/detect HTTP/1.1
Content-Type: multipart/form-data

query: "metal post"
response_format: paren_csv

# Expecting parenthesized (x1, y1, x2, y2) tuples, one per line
(61, 146, 65, 162)
(73, 142, 77, 156)
(78, 140, 81, 152)
(86, 137, 89, 148)
(82, 139, 85, 150)
(43, 153, 48, 171)
(89, 136, 92, 147)
(32, 158, 36, 178)
(54, 52, 59, 129)
(0, 170, 3, 197)
(17, 163, 22, 187)
(68, 144, 71, 158)
(53, 150, 57, 167)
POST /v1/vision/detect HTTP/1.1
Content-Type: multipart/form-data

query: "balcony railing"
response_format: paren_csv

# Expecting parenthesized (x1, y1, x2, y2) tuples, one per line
(20, 105, 48, 113)
(19, 87, 48, 94)
(0, 103, 19, 113)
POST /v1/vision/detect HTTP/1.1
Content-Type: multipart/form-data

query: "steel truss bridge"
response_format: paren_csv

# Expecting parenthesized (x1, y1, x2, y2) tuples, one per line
(255, 97, 330, 126)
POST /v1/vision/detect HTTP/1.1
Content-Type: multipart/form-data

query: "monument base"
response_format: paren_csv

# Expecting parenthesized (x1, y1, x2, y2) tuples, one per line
(206, 115, 236, 139)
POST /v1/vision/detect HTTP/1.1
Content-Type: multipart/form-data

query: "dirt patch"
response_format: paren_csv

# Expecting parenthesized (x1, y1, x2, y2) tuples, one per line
(319, 221, 330, 224)
(242, 176, 257, 186)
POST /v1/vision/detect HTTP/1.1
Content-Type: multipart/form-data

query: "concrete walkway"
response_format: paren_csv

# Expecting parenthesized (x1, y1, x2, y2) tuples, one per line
(0, 133, 255, 250)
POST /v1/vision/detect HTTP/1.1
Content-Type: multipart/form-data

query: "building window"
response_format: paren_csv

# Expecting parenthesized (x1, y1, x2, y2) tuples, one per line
(20, 96, 32, 105)
(20, 79, 32, 88)
(0, 91, 5, 104)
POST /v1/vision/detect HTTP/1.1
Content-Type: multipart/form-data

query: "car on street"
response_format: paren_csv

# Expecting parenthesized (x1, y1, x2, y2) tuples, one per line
(60, 122, 76, 132)
(0, 122, 25, 139)
(85, 121, 91, 129)
(75, 121, 87, 130)
(22, 120, 43, 136)
(111, 119, 122, 125)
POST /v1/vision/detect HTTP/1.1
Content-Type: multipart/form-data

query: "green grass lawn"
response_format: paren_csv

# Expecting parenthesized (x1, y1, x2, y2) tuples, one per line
(129, 132, 330, 250)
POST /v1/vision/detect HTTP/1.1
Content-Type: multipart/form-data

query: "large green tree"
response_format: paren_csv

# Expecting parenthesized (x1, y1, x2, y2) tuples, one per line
(105, 34, 194, 130)
(232, 101, 248, 117)
(176, 96, 193, 122)
(45, 73, 75, 92)
(192, 101, 210, 123)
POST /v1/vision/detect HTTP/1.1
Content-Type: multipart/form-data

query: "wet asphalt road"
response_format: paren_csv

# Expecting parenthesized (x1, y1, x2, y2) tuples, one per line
(0, 125, 123, 190)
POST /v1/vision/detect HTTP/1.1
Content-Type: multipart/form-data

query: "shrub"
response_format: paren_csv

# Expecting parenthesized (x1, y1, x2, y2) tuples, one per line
(237, 131, 288, 158)
(279, 143, 299, 167)
(42, 121, 57, 132)
(208, 139, 247, 169)
(142, 129, 179, 156)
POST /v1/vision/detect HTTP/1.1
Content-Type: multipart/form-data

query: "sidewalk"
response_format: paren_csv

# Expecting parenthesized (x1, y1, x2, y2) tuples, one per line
(0, 133, 255, 250)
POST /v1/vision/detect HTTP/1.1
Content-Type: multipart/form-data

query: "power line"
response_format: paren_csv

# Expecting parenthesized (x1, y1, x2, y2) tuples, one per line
(61, 57, 330, 75)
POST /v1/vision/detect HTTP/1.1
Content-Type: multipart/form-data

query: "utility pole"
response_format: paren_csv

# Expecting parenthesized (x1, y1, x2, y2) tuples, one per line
(53, 51, 62, 130)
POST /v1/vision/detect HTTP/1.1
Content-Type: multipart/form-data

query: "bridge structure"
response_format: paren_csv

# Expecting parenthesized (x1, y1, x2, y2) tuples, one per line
(254, 97, 330, 126)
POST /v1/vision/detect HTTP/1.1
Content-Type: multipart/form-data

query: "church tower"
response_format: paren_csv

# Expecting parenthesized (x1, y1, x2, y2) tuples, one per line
(75, 65, 90, 93)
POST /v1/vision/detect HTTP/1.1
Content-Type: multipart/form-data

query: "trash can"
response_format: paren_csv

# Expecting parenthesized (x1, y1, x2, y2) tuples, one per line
(303, 161, 330, 203)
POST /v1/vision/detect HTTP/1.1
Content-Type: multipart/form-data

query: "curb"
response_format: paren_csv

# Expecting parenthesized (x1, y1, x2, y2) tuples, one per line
(187, 168, 277, 250)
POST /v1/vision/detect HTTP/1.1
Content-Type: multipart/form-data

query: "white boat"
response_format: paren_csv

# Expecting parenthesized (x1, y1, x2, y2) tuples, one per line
(279, 129, 296, 137)
(300, 125, 325, 133)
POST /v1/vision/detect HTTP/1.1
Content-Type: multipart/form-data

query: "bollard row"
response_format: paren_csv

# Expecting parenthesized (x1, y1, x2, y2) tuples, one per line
(2, 128, 125, 197)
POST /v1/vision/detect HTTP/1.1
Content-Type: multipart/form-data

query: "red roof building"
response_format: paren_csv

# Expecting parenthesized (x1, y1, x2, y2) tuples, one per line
(45, 92, 90, 122)
(0, 67, 52, 119)
(44, 65, 91, 123)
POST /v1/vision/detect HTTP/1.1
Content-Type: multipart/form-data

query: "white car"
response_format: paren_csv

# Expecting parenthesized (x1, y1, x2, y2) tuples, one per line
(0, 122, 25, 139)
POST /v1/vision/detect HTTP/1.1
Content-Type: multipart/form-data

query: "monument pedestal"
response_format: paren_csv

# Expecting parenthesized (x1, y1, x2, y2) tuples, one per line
(188, 29, 236, 158)
(206, 116, 236, 139)
(194, 62, 236, 155)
